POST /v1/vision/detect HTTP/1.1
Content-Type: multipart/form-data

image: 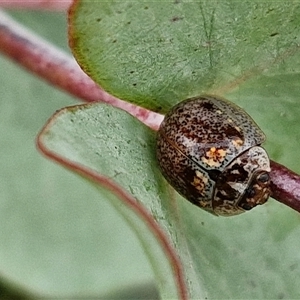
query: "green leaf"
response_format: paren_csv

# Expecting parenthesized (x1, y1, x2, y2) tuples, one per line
(69, 1, 300, 112)
(38, 102, 300, 299)
(3, 3, 300, 300)
(66, 1, 300, 298)
(38, 103, 190, 299)
(0, 11, 156, 298)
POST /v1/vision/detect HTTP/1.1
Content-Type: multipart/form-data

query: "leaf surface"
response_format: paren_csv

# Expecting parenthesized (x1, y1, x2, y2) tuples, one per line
(67, 1, 300, 298)
(38, 103, 190, 299)
(0, 10, 156, 298)
(39, 102, 300, 299)
(69, 1, 300, 112)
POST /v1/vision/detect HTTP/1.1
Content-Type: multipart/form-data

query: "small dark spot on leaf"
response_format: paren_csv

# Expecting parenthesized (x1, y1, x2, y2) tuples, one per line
(133, 83, 137, 86)
(129, 70, 135, 74)
(144, 6, 149, 9)
(249, 280, 256, 288)
(289, 263, 298, 271)
(96, 18, 102, 22)
(201, 222, 204, 226)
(116, 10, 122, 14)
(270, 32, 279, 37)
(112, 39, 117, 43)
(171, 16, 183, 22)
(126, 21, 131, 25)
(174, 0, 181, 3)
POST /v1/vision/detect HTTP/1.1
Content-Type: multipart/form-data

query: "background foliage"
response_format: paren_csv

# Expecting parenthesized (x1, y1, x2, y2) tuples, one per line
(0, 11, 156, 298)
(1, 2, 300, 299)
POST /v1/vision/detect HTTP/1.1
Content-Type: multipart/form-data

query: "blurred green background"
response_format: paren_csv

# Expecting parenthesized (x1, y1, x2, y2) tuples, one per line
(0, 10, 158, 299)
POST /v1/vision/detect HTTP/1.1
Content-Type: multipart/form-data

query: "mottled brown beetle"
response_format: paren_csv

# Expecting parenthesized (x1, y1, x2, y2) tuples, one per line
(156, 95, 271, 216)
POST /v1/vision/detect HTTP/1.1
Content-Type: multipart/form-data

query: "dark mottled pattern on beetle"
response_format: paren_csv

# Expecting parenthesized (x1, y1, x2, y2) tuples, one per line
(213, 96, 265, 145)
(214, 164, 248, 203)
(213, 151, 251, 202)
(221, 163, 249, 183)
(157, 130, 214, 213)
(238, 171, 270, 210)
(156, 95, 270, 216)
(212, 147, 270, 215)
(161, 96, 265, 170)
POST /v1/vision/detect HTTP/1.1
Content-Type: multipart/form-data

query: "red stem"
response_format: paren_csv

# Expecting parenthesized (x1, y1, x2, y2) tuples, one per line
(1, 8, 300, 214)
(0, 10, 163, 130)
(270, 161, 300, 213)
(1, 8, 300, 299)
(36, 112, 188, 300)
(0, 0, 72, 11)
(1, 10, 186, 299)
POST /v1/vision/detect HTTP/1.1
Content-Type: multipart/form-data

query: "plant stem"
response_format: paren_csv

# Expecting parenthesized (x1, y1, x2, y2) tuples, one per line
(0, 10, 163, 130)
(0, 10, 299, 215)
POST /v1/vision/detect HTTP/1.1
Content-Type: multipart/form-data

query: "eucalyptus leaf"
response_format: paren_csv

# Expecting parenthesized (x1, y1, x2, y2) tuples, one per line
(39, 102, 300, 299)
(69, 1, 300, 112)
(66, 1, 300, 298)
(38, 103, 192, 299)
(1, 2, 299, 300)
(0, 11, 156, 298)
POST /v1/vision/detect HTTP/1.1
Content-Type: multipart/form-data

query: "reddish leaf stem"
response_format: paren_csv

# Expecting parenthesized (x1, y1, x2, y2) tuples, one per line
(1, 9, 300, 215)
(36, 113, 188, 300)
(1, 7, 299, 299)
(1, 10, 186, 299)
(270, 161, 300, 213)
(0, 10, 163, 130)
(0, 0, 72, 11)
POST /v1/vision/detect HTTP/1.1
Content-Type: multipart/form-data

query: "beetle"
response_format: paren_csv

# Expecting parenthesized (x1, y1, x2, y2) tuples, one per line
(156, 95, 271, 216)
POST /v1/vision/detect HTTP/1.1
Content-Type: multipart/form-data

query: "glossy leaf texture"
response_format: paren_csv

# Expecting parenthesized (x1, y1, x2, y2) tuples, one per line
(0, 10, 157, 298)
(1, 1, 299, 299)
(38, 103, 190, 299)
(69, 1, 300, 112)
(66, 1, 300, 298)
(38, 102, 300, 299)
